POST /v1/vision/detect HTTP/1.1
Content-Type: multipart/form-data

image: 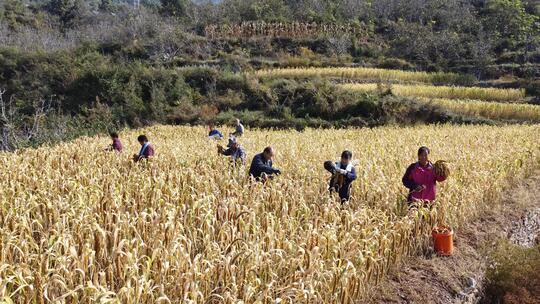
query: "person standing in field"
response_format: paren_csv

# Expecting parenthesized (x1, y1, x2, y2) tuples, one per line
(133, 135, 155, 162)
(249, 146, 281, 181)
(324, 150, 357, 203)
(218, 136, 246, 165)
(107, 132, 123, 152)
(402, 146, 446, 204)
(232, 118, 244, 137)
(208, 124, 224, 140)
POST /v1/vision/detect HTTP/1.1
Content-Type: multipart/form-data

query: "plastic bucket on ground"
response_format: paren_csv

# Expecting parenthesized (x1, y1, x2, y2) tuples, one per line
(432, 225, 454, 256)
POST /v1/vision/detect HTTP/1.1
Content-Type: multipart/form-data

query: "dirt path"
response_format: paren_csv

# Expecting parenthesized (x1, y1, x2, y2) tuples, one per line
(368, 175, 540, 304)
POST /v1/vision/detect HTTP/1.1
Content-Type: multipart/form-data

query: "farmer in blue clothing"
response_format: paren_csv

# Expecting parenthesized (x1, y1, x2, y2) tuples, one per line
(208, 124, 224, 139)
(132, 135, 155, 162)
(324, 150, 357, 203)
(218, 136, 246, 165)
(249, 146, 281, 181)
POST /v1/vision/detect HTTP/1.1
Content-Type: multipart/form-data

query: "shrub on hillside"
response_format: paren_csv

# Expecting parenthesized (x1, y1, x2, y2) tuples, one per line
(377, 58, 415, 71)
(484, 240, 540, 304)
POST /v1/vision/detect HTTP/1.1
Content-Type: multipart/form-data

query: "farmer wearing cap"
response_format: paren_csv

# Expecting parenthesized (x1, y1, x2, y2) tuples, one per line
(232, 119, 244, 137)
(133, 135, 155, 162)
(249, 146, 281, 181)
(324, 150, 357, 203)
(218, 136, 246, 165)
(208, 124, 224, 140)
(402, 146, 446, 203)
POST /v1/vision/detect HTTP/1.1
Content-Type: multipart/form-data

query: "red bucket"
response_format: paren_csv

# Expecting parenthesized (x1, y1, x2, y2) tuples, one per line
(432, 225, 454, 256)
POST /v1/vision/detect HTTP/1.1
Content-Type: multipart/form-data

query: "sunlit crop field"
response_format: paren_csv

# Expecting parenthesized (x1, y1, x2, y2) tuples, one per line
(418, 98, 540, 122)
(0, 125, 539, 303)
(252, 67, 469, 85)
(339, 83, 526, 102)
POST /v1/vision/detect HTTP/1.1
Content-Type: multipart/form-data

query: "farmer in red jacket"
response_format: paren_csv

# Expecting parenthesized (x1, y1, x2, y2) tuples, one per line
(108, 132, 123, 152)
(402, 146, 446, 203)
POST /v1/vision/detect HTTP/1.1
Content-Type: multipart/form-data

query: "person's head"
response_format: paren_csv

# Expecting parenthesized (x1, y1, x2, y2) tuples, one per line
(137, 135, 148, 145)
(235, 118, 241, 126)
(263, 146, 274, 161)
(208, 124, 215, 131)
(341, 150, 352, 165)
(228, 137, 238, 149)
(418, 146, 430, 165)
(110, 132, 119, 139)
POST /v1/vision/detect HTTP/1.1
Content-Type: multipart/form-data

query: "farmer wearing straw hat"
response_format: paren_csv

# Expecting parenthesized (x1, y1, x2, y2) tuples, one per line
(402, 146, 446, 203)
(218, 136, 246, 165)
(133, 135, 155, 162)
(324, 150, 357, 203)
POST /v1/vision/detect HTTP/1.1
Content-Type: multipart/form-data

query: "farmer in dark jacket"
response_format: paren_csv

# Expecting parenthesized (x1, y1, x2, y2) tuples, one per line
(218, 136, 246, 165)
(133, 135, 155, 162)
(324, 150, 357, 203)
(249, 146, 281, 181)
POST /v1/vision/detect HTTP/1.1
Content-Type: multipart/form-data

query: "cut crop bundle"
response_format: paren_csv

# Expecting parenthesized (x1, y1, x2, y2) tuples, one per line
(434, 160, 450, 179)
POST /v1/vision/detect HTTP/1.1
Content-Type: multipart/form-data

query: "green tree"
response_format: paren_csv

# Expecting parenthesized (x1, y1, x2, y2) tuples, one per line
(47, 0, 83, 28)
(3, 0, 31, 30)
(99, 0, 114, 12)
(483, 0, 539, 51)
(160, 0, 189, 17)
(220, 0, 291, 22)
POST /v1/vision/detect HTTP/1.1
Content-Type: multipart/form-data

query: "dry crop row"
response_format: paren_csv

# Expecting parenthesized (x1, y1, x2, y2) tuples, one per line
(339, 83, 526, 102)
(253, 67, 472, 86)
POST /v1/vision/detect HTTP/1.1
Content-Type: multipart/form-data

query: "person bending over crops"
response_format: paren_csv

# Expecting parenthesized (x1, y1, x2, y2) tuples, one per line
(402, 146, 448, 204)
(249, 146, 281, 181)
(106, 132, 123, 153)
(218, 136, 246, 165)
(324, 150, 357, 203)
(208, 124, 224, 140)
(232, 119, 244, 137)
(133, 135, 155, 162)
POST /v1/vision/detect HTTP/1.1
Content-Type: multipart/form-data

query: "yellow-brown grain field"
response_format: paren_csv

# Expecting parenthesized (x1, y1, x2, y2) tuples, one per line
(0, 125, 539, 303)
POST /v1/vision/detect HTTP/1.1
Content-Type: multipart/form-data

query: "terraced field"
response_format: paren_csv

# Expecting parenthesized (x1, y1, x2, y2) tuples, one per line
(253, 67, 539, 122)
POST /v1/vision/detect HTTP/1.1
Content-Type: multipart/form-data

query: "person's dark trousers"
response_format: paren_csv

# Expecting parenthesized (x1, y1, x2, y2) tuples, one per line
(339, 184, 351, 203)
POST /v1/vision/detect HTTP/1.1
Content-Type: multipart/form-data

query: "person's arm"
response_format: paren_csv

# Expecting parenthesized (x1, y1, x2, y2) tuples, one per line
(435, 174, 446, 183)
(324, 161, 337, 174)
(402, 164, 420, 190)
(239, 149, 246, 165)
(268, 160, 281, 174)
(222, 148, 233, 156)
(254, 156, 277, 174)
(346, 167, 357, 181)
